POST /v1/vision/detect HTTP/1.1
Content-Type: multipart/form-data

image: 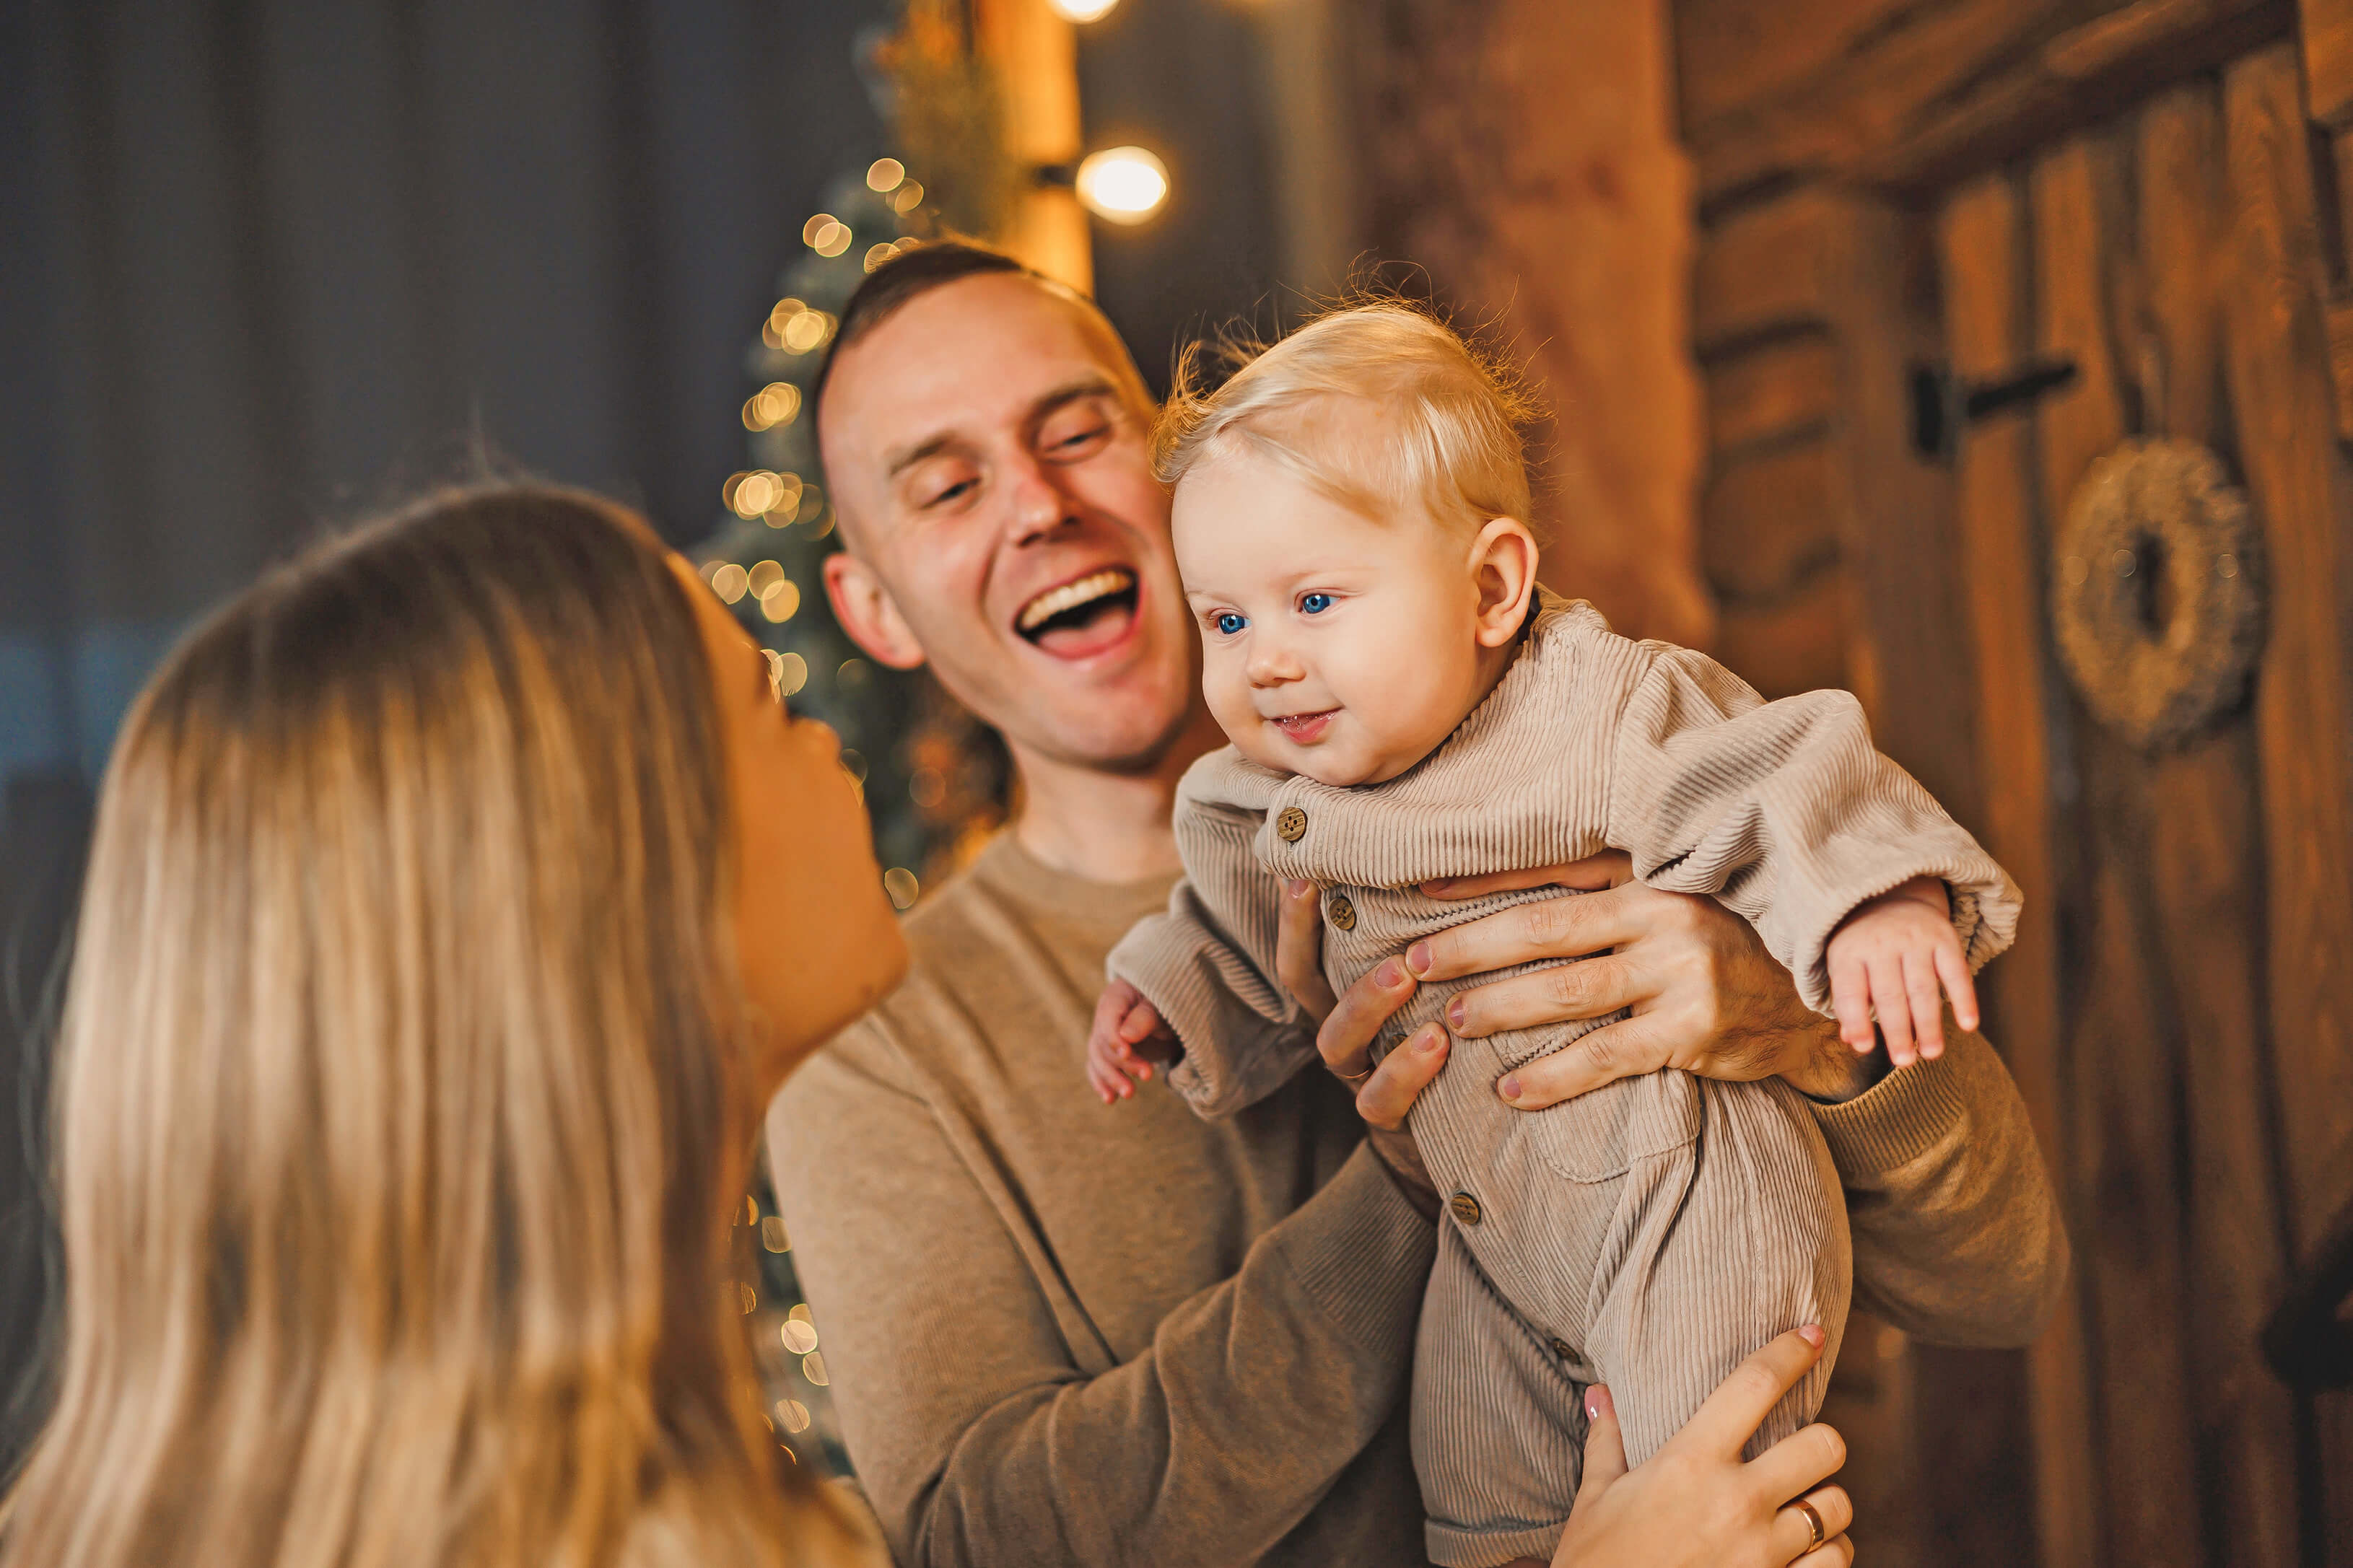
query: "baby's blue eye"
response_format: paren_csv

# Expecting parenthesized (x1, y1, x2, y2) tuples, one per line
(1215, 612, 1247, 636)
(1300, 592, 1333, 615)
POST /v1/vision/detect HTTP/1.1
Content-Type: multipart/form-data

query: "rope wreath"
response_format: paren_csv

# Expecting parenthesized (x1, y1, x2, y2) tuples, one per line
(2051, 437, 2264, 750)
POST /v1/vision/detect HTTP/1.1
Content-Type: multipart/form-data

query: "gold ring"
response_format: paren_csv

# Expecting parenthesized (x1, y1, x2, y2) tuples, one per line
(1787, 1497, 1826, 1556)
(1337, 1064, 1374, 1082)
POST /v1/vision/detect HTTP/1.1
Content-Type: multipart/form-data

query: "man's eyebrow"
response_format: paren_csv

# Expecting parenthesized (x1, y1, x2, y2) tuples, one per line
(882, 377, 1124, 482)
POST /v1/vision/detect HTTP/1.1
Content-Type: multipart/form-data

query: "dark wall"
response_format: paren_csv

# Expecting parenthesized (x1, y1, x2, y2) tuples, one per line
(1, 0, 897, 788)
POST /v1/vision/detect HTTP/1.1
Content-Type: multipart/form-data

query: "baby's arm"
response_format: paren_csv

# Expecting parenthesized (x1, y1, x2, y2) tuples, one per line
(1602, 644, 2021, 1056)
(1085, 978, 1180, 1103)
(1825, 874, 1981, 1066)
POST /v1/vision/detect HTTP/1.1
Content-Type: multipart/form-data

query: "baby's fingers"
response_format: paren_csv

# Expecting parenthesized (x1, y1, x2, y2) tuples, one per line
(1115, 999, 1165, 1046)
(1828, 954, 1877, 1054)
(1869, 955, 1917, 1066)
(1902, 950, 1946, 1061)
(1935, 940, 1981, 1033)
(1086, 1051, 1129, 1103)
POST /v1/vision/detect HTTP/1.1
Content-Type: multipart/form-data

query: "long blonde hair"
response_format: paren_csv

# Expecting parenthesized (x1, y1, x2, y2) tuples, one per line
(3, 488, 863, 1567)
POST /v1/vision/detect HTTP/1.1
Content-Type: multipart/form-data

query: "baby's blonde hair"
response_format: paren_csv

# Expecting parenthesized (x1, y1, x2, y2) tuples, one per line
(1154, 301, 1544, 539)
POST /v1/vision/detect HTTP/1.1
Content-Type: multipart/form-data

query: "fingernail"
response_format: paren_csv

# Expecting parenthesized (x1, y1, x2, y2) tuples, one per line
(1406, 941, 1431, 976)
(1499, 1075, 1521, 1101)
(1417, 1025, 1445, 1054)
(1374, 958, 1401, 986)
(1287, 879, 1309, 898)
(1584, 1388, 1601, 1422)
(1799, 1323, 1825, 1348)
(1446, 996, 1466, 1030)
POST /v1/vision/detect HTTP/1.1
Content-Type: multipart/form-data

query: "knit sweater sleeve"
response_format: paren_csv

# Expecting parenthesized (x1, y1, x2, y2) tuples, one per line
(1808, 1027, 2072, 1345)
(767, 1020, 1434, 1568)
(1603, 644, 2023, 1012)
(1106, 792, 1320, 1117)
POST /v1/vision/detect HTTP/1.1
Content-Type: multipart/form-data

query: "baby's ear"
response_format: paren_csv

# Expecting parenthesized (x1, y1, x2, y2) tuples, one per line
(1468, 517, 1541, 647)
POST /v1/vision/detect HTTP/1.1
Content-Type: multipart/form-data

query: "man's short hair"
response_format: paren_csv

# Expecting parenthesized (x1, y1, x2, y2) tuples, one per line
(810, 240, 1037, 442)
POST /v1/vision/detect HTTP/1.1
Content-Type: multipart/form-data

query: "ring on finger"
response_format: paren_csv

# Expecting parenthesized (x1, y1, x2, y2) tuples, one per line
(1783, 1497, 1826, 1556)
(1336, 1064, 1374, 1083)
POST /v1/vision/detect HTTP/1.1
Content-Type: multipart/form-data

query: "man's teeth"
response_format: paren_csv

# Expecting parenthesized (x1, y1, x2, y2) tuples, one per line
(1018, 569, 1135, 632)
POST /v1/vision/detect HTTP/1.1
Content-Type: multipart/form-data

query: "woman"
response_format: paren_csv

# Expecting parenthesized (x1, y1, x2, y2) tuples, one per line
(1, 485, 1848, 1567)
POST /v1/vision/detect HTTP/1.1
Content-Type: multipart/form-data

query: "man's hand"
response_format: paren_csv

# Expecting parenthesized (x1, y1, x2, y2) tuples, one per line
(1273, 879, 1447, 1219)
(1324, 853, 1866, 1121)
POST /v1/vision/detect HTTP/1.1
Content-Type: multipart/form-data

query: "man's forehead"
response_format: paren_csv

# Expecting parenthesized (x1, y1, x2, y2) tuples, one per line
(826, 273, 1140, 447)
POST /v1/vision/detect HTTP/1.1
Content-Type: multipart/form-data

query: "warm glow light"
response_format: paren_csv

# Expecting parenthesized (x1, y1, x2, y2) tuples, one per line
(1075, 146, 1169, 224)
(759, 579, 801, 623)
(800, 216, 834, 247)
(763, 472, 805, 525)
(883, 867, 920, 909)
(866, 157, 905, 192)
(811, 219, 852, 258)
(782, 1318, 819, 1354)
(891, 180, 925, 213)
(777, 1398, 811, 1433)
(864, 241, 899, 273)
(743, 382, 800, 430)
(1048, 0, 1120, 19)
(731, 471, 783, 517)
(774, 650, 808, 697)
(746, 560, 785, 598)
(710, 563, 749, 604)
(781, 310, 830, 354)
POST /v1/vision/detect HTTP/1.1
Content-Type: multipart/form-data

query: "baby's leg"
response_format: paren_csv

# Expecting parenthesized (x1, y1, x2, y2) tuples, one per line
(1589, 1077, 1851, 1465)
(1413, 1224, 1589, 1568)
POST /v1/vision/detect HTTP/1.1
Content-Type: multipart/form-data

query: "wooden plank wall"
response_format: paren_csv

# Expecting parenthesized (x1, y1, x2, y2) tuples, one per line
(1673, 2, 2351, 1565)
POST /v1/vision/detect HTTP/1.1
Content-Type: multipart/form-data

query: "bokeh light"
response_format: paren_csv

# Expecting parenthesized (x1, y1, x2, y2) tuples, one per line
(866, 157, 905, 192)
(1074, 146, 1169, 224)
(1048, 0, 1120, 19)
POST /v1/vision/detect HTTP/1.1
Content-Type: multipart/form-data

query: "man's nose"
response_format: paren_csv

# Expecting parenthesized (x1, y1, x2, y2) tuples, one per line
(1003, 457, 1077, 544)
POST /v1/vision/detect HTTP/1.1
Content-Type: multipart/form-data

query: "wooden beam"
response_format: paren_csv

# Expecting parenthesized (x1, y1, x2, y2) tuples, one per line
(1713, 567, 1850, 700)
(2220, 48, 2353, 1564)
(1692, 190, 1840, 354)
(1935, 170, 2103, 1568)
(2029, 128, 2208, 1568)
(1684, 0, 2292, 203)
(1705, 333, 1838, 455)
(1699, 440, 1841, 605)
(2131, 80, 2304, 1568)
(2302, 0, 2353, 127)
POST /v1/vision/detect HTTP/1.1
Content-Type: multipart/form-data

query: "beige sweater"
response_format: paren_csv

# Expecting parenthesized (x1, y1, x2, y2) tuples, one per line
(1111, 596, 2022, 1118)
(767, 834, 2068, 1568)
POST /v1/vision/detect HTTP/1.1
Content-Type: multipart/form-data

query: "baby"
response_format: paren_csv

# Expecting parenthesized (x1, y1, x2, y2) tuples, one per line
(1085, 305, 2022, 1568)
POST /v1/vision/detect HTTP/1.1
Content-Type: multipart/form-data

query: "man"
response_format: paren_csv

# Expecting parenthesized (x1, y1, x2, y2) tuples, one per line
(768, 243, 2066, 1567)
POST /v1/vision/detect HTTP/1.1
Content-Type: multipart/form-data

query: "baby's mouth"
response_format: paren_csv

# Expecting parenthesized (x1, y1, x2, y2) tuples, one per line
(1270, 709, 1338, 740)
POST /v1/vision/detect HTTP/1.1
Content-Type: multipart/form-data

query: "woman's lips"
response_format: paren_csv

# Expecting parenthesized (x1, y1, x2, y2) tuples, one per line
(1270, 709, 1337, 743)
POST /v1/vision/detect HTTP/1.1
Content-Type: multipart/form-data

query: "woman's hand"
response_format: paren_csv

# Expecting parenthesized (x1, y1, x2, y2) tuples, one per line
(1406, 852, 1862, 1108)
(1550, 1328, 1853, 1568)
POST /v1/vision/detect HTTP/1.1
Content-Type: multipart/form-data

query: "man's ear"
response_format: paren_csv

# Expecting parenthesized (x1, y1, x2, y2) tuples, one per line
(1468, 517, 1540, 648)
(824, 552, 928, 670)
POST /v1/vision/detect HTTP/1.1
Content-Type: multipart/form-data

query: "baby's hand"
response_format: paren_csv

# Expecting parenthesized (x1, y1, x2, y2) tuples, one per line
(1825, 875, 1980, 1067)
(1086, 978, 1181, 1103)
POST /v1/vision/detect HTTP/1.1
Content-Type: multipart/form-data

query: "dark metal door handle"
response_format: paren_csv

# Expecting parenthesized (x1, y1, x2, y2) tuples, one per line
(1910, 357, 2080, 460)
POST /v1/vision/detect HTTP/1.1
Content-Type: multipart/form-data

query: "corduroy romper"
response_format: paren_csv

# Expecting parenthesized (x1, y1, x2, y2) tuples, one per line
(1107, 595, 2022, 1567)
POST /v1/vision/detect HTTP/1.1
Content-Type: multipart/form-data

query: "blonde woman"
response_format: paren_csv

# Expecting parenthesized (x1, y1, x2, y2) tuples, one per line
(1, 485, 1850, 1568)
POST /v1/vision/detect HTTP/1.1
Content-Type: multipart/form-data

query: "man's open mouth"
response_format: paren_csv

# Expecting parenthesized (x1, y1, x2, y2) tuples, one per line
(1016, 567, 1140, 657)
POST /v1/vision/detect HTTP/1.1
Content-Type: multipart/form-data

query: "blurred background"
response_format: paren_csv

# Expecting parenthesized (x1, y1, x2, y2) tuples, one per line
(5, 2, 2353, 1564)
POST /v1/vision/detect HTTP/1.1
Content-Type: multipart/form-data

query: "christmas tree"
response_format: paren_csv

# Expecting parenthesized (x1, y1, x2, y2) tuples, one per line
(704, 0, 1020, 1474)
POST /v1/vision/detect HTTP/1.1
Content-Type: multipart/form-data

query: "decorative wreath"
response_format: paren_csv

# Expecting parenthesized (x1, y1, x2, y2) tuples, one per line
(2051, 437, 2265, 750)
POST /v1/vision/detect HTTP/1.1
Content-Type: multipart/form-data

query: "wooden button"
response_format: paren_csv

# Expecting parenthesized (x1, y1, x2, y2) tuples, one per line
(1327, 893, 1356, 931)
(1275, 805, 1306, 842)
(1448, 1191, 1483, 1227)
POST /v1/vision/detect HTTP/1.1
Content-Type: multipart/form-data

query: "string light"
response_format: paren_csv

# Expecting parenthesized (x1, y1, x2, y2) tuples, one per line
(1075, 146, 1169, 224)
(883, 867, 920, 909)
(761, 1215, 790, 1252)
(891, 180, 925, 213)
(746, 560, 785, 599)
(782, 1318, 819, 1354)
(865, 241, 902, 273)
(710, 563, 750, 604)
(759, 579, 802, 623)
(773, 651, 808, 698)
(866, 157, 906, 192)
(743, 382, 801, 431)
(729, 471, 785, 517)
(1048, 0, 1120, 19)
(780, 310, 831, 354)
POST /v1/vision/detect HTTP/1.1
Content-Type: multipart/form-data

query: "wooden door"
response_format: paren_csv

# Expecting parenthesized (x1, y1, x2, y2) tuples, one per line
(1672, 4, 2353, 1564)
(1929, 40, 2353, 1568)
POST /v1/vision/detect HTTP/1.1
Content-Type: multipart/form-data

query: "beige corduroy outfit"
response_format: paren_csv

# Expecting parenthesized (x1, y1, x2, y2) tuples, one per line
(1107, 595, 2023, 1567)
